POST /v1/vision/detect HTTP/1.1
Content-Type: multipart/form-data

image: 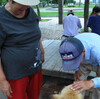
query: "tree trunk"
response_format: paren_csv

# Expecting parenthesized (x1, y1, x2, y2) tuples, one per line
(58, 0, 63, 24)
(47, 0, 49, 6)
(84, 0, 89, 32)
(36, 5, 41, 21)
(79, 0, 81, 7)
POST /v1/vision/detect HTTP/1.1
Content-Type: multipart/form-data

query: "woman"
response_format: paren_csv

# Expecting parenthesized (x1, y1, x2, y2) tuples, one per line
(0, 0, 44, 99)
(87, 6, 100, 35)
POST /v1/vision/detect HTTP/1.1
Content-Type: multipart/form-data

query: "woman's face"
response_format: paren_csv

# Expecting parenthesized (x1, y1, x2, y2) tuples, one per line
(8, 0, 29, 15)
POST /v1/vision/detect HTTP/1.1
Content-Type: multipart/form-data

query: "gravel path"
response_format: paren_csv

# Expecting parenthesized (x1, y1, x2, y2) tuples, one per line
(39, 17, 84, 40)
(39, 17, 63, 40)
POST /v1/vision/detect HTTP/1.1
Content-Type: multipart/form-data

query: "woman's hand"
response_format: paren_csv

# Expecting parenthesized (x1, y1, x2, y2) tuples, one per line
(74, 69, 82, 81)
(71, 80, 94, 93)
(0, 80, 12, 98)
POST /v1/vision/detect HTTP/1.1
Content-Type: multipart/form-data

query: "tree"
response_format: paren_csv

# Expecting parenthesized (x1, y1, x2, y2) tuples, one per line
(36, 5, 41, 21)
(58, 0, 63, 24)
(79, 0, 81, 7)
(0, 0, 7, 5)
(46, 0, 50, 6)
(84, 0, 89, 32)
(53, 0, 58, 4)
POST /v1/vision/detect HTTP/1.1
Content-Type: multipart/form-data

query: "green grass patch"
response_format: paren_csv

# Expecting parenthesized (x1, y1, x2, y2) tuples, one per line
(64, 4, 96, 8)
(76, 4, 95, 8)
(36, 11, 92, 17)
(74, 4, 84, 8)
(41, 19, 51, 22)
(38, 12, 58, 17)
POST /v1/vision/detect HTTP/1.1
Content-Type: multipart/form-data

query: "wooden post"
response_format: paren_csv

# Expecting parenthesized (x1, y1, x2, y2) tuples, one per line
(84, 0, 89, 32)
(36, 5, 41, 21)
(79, 0, 81, 7)
(58, 0, 63, 24)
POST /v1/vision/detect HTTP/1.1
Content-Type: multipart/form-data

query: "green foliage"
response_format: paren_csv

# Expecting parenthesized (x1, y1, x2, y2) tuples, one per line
(40, 0, 58, 4)
(53, 0, 58, 4)
(40, 0, 76, 5)
(41, 1, 46, 7)
(0, 0, 7, 5)
(64, 0, 76, 4)
(40, 0, 51, 7)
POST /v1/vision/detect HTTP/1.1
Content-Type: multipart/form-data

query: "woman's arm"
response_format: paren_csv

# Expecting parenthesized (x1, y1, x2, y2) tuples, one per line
(0, 58, 12, 98)
(40, 40, 45, 63)
(0, 59, 7, 81)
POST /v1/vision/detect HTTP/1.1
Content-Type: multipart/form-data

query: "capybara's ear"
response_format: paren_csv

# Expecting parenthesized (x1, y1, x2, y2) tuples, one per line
(50, 94, 60, 99)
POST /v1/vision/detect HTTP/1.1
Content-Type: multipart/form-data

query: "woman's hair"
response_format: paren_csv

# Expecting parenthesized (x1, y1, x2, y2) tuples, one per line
(92, 6, 100, 13)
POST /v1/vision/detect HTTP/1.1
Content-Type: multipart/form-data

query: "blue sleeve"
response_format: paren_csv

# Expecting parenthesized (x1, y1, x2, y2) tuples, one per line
(91, 77, 100, 88)
(87, 16, 93, 28)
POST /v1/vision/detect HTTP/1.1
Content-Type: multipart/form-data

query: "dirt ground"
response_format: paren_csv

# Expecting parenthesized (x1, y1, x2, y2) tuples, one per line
(39, 76, 91, 99)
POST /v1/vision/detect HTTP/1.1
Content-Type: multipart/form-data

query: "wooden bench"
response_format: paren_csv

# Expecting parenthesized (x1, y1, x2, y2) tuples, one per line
(42, 40, 96, 79)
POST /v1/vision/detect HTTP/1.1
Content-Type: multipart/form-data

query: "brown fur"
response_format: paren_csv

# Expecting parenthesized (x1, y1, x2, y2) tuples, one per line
(51, 85, 82, 99)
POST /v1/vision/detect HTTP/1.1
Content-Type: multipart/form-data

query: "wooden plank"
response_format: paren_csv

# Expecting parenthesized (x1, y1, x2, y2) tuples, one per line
(51, 51, 62, 71)
(60, 67, 96, 77)
(42, 40, 54, 49)
(44, 40, 61, 60)
(43, 69, 95, 80)
(43, 69, 75, 79)
(43, 50, 60, 70)
(42, 40, 61, 69)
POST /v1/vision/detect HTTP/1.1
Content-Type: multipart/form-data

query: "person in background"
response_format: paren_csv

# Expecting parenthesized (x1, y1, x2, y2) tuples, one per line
(87, 6, 100, 35)
(62, 10, 82, 40)
(0, 0, 44, 99)
(59, 33, 100, 99)
(90, 6, 100, 16)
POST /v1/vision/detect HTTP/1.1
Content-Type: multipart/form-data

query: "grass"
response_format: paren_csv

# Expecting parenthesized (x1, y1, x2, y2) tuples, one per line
(41, 19, 51, 22)
(35, 4, 97, 17)
(75, 4, 96, 8)
(34, 4, 96, 9)
(36, 11, 92, 18)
